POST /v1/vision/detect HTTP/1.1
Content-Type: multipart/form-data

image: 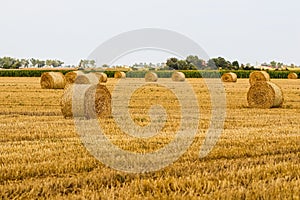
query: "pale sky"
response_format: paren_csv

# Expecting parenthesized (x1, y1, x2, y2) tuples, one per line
(0, 0, 299, 66)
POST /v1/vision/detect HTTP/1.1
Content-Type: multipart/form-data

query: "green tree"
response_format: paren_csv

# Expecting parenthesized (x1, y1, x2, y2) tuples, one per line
(46, 60, 64, 67)
(89, 60, 96, 67)
(166, 58, 179, 70)
(232, 60, 239, 70)
(20, 59, 29, 68)
(270, 61, 277, 67)
(207, 59, 217, 69)
(0, 57, 21, 69)
(186, 55, 205, 69)
(102, 64, 109, 68)
(209, 57, 232, 69)
(208, 57, 230, 69)
(30, 58, 45, 68)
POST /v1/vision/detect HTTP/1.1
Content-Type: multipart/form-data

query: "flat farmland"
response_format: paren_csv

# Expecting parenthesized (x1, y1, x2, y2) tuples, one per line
(0, 77, 299, 199)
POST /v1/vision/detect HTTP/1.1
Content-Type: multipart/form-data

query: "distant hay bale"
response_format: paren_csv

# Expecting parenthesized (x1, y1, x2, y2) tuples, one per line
(95, 72, 108, 83)
(75, 73, 99, 84)
(221, 72, 237, 82)
(40, 72, 66, 89)
(172, 71, 185, 82)
(114, 71, 126, 79)
(288, 72, 298, 79)
(247, 81, 283, 108)
(84, 84, 112, 119)
(65, 71, 84, 84)
(60, 84, 111, 119)
(249, 71, 270, 86)
(145, 72, 158, 82)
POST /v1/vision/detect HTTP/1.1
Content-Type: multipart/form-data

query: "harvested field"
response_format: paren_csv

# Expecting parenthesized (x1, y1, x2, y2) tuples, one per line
(0, 77, 299, 199)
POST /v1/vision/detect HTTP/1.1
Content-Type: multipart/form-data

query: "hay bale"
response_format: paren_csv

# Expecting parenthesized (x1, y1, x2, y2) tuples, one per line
(145, 72, 158, 82)
(60, 84, 75, 118)
(221, 72, 237, 82)
(94, 72, 108, 83)
(247, 81, 283, 108)
(65, 71, 84, 84)
(288, 72, 298, 79)
(75, 73, 99, 84)
(114, 71, 126, 79)
(172, 71, 185, 82)
(249, 71, 270, 86)
(40, 72, 66, 89)
(84, 84, 112, 119)
(60, 84, 111, 119)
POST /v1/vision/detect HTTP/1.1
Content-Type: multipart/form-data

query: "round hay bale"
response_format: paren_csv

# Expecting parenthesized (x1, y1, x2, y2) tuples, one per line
(221, 72, 237, 82)
(288, 72, 298, 79)
(145, 72, 158, 82)
(172, 71, 185, 82)
(75, 73, 99, 84)
(60, 84, 111, 119)
(114, 71, 126, 79)
(247, 81, 283, 108)
(60, 84, 75, 118)
(249, 71, 270, 86)
(65, 71, 84, 85)
(84, 84, 112, 119)
(40, 72, 66, 89)
(94, 72, 108, 83)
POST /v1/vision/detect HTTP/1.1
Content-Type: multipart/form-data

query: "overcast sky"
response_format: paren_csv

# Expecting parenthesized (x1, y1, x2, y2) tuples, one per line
(0, 0, 299, 66)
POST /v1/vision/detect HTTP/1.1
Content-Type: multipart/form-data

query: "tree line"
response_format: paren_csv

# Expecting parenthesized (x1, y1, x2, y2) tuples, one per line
(0, 55, 297, 70)
(164, 56, 241, 70)
(165, 56, 297, 70)
(0, 57, 64, 69)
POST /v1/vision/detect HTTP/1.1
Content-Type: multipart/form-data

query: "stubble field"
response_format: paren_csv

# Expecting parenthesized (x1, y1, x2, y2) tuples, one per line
(0, 77, 299, 199)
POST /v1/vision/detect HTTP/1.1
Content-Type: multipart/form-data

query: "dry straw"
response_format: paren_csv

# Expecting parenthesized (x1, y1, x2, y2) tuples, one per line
(95, 72, 108, 83)
(145, 72, 158, 82)
(60, 84, 111, 119)
(61, 84, 75, 118)
(114, 71, 126, 79)
(249, 71, 270, 86)
(172, 71, 185, 82)
(40, 72, 66, 89)
(84, 84, 112, 119)
(221, 72, 237, 82)
(65, 71, 84, 85)
(74, 73, 99, 84)
(247, 81, 283, 108)
(288, 72, 298, 79)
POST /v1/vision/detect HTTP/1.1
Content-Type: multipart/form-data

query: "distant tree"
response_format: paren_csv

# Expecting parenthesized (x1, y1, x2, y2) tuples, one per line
(0, 57, 22, 69)
(30, 58, 45, 68)
(277, 62, 283, 68)
(207, 57, 230, 69)
(20, 59, 29, 68)
(177, 60, 189, 70)
(38, 60, 45, 68)
(270, 61, 277, 67)
(207, 59, 217, 69)
(186, 55, 205, 69)
(232, 60, 239, 70)
(79, 59, 95, 68)
(89, 60, 96, 67)
(166, 58, 179, 70)
(0, 57, 13, 69)
(12, 59, 22, 69)
(166, 57, 197, 70)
